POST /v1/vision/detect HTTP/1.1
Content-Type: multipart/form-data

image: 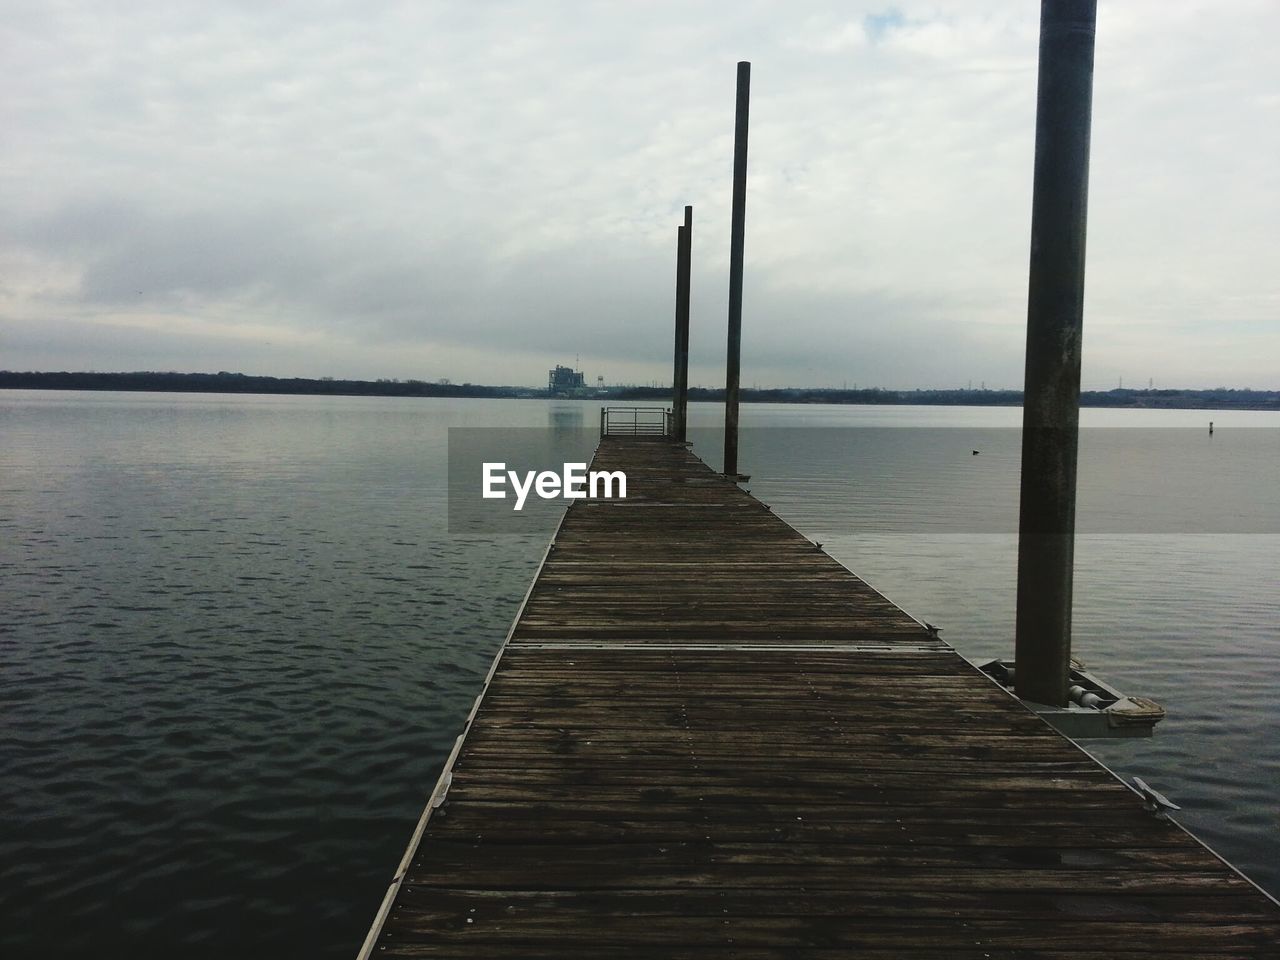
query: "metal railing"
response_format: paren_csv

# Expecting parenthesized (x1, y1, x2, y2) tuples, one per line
(600, 406, 672, 438)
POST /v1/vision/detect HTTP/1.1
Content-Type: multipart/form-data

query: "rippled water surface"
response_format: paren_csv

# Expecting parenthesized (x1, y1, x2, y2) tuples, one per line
(1, 392, 1277, 957)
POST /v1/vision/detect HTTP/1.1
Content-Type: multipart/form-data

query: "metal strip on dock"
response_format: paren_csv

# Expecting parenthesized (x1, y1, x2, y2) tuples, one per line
(361, 437, 1280, 958)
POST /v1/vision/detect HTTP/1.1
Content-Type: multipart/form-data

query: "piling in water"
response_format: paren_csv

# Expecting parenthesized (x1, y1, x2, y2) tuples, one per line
(723, 61, 750, 476)
(672, 206, 692, 442)
(1014, 0, 1097, 708)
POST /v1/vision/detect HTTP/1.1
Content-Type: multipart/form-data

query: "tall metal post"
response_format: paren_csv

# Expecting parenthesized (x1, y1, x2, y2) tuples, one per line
(675, 205, 693, 441)
(723, 61, 750, 477)
(672, 224, 687, 438)
(1014, 0, 1097, 707)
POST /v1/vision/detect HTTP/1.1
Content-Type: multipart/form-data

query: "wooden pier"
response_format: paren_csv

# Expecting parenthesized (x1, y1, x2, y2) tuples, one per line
(361, 437, 1280, 958)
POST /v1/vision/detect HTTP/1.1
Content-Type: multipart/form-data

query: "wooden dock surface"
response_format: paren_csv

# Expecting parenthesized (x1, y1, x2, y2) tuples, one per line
(362, 437, 1280, 958)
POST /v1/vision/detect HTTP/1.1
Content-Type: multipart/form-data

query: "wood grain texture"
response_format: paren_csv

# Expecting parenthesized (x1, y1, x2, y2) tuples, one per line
(365, 437, 1280, 957)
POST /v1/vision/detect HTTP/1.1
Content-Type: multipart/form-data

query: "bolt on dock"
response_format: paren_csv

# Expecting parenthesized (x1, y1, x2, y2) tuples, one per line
(360, 436, 1280, 958)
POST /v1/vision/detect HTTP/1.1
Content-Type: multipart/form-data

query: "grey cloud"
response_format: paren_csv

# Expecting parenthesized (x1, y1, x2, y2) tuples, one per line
(3, 0, 1278, 388)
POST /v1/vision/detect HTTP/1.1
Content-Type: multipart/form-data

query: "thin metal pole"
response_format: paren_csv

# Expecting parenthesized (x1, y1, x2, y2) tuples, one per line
(723, 61, 750, 477)
(676, 205, 692, 441)
(1014, 0, 1097, 708)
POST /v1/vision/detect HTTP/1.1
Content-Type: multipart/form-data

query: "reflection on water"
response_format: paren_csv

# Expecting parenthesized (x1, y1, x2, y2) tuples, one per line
(1, 392, 1277, 957)
(547, 402, 586, 433)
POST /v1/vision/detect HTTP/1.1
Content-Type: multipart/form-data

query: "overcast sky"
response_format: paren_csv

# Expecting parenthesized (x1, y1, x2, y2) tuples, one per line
(4, 1, 1277, 390)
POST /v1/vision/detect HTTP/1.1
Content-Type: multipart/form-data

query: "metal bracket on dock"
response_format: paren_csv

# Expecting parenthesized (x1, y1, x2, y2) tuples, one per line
(980, 658, 1166, 739)
(430, 770, 452, 809)
(1132, 777, 1182, 819)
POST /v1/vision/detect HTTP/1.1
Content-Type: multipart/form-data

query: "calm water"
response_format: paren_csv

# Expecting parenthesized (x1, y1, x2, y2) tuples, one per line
(1, 391, 1277, 956)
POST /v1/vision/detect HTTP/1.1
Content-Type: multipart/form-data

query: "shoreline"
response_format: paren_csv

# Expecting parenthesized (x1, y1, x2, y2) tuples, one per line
(4, 371, 1279, 410)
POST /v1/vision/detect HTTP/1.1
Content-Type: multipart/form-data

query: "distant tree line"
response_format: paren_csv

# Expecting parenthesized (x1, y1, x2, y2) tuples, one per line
(3, 370, 1278, 410)
(0, 370, 527, 399)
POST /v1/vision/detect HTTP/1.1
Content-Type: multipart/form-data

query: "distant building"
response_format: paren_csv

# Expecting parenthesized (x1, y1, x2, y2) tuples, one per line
(548, 364, 586, 396)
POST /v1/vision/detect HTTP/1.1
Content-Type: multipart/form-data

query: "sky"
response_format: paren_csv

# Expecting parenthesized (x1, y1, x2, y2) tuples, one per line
(3, 1, 1278, 391)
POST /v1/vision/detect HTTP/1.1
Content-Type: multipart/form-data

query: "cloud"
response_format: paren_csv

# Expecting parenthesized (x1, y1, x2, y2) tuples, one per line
(2, 0, 1278, 388)
(864, 11, 907, 45)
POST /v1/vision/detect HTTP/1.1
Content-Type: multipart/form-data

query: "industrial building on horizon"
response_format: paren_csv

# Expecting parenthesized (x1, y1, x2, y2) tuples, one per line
(547, 363, 606, 398)
(547, 364, 584, 394)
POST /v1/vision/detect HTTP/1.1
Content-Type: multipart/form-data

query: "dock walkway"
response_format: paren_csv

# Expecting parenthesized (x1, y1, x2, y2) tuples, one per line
(361, 437, 1280, 958)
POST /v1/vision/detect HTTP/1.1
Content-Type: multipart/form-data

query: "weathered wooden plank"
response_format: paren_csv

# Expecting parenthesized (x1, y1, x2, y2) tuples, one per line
(425, 817, 1198, 849)
(406, 838, 1227, 875)
(442, 782, 1158, 811)
(382, 911, 1280, 952)
(379, 947, 1275, 960)
(392, 886, 1280, 923)
(384, 912, 1280, 951)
